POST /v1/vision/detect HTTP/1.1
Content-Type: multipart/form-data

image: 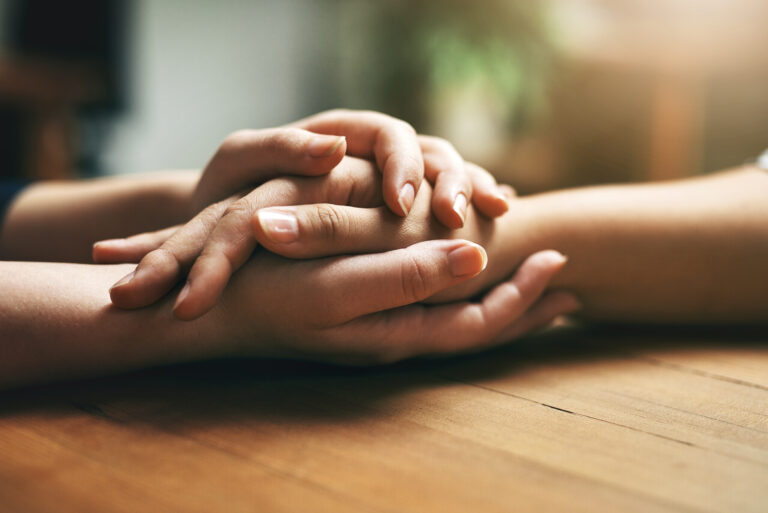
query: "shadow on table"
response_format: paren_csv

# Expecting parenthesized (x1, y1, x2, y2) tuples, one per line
(0, 323, 765, 426)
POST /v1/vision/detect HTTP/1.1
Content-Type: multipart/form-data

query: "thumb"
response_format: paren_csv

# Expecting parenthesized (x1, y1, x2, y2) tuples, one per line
(193, 127, 347, 210)
(313, 239, 488, 323)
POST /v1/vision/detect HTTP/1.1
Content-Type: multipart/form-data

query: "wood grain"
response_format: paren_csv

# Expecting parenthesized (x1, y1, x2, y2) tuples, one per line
(0, 325, 766, 513)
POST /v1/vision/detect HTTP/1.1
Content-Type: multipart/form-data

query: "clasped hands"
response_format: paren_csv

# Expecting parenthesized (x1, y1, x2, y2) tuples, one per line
(93, 110, 578, 364)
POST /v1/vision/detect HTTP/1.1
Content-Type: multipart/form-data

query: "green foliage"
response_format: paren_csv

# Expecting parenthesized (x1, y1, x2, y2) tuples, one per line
(369, 0, 555, 131)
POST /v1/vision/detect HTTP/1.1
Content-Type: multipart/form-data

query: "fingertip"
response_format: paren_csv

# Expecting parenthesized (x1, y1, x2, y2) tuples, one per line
(172, 255, 232, 321)
(172, 304, 204, 321)
(171, 283, 207, 321)
(254, 207, 299, 245)
(532, 249, 568, 269)
(557, 291, 582, 314)
(251, 208, 295, 256)
(472, 190, 509, 218)
(108, 270, 139, 309)
(395, 182, 416, 217)
(499, 184, 517, 199)
(431, 192, 465, 229)
(303, 135, 346, 176)
(171, 282, 201, 321)
(452, 192, 468, 226)
(513, 250, 568, 292)
(108, 249, 184, 309)
(171, 287, 216, 322)
(109, 268, 162, 310)
(307, 134, 346, 158)
(447, 240, 487, 278)
(92, 242, 108, 263)
(92, 239, 127, 263)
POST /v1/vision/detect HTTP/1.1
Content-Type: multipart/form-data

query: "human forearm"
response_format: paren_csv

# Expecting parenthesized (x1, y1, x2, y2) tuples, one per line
(0, 171, 198, 262)
(504, 167, 768, 322)
(0, 238, 561, 388)
(0, 261, 224, 389)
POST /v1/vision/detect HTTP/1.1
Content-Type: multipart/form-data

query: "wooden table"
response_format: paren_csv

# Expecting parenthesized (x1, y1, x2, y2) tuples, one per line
(1, 325, 766, 512)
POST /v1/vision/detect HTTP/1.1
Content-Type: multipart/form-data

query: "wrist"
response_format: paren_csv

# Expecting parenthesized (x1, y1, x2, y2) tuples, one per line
(139, 170, 199, 223)
(99, 265, 232, 367)
(94, 265, 234, 370)
(494, 195, 559, 278)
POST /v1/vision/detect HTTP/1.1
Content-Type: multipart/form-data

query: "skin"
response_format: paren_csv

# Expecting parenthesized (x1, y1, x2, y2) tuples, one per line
(0, 246, 574, 389)
(1, 109, 508, 264)
(99, 131, 509, 320)
(246, 166, 768, 323)
(0, 109, 567, 388)
(290, 110, 509, 223)
(0, 171, 197, 263)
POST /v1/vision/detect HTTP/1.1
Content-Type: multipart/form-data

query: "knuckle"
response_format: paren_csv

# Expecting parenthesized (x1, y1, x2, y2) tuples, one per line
(264, 127, 305, 152)
(215, 202, 256, 251)
(196, 201, 229, 232)
(432, 136, 457, 155)
(327, 163, 375, 205)
(222, 198, 252, 220)
(362, 110, 416, 135)
(394, 118, 417, 135)
(142, 245, 180, 274)
(312, 204, 348, 240)
(220, 129, 254, 151)
(326, 170, 356, 205)
(399, 253, 431, 303)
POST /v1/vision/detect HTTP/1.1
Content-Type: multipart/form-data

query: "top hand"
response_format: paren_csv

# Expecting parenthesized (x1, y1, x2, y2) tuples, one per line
(189, 109, 509, 225)
(290, 110, 509, 225)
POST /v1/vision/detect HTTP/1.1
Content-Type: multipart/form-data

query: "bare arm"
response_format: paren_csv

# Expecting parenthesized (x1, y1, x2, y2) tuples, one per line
(513, 167, 768, 322)
(0, 261, 216, 388)
(0, 242, 568, 389)
(0, 172, 198, 262)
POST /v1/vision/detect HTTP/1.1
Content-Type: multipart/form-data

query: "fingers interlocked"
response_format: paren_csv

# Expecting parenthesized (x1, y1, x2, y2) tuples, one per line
(105, 158, 384, 319)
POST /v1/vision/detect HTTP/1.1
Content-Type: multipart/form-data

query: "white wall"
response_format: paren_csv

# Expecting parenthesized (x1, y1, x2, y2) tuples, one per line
(104, 0, 338, 174)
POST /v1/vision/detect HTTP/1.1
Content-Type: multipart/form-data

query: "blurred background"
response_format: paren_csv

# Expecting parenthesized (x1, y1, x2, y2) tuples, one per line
(0, 0, 766, 193)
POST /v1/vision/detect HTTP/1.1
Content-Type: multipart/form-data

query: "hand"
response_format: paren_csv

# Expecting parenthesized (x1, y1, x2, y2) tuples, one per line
(206, 241, 576, 364)
(98, 138, 509, 320)
(291, 110, 509, 225)
(250, 163, 521, 303)
(190, 108, 509, 224)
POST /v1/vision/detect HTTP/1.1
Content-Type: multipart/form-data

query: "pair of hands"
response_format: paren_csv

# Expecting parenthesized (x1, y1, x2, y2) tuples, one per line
(94, 110, 578, 363)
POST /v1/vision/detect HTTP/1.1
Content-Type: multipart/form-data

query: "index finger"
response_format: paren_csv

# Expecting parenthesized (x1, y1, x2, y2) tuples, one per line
(292, 109, 424, 217)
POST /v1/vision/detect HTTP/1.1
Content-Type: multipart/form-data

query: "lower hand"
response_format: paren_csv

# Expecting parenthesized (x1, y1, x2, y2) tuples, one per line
(207, 241, 575, 364)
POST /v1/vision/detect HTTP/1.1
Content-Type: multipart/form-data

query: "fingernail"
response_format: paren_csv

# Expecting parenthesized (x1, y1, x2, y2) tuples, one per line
(397, 183, 415, 216)
(257, 207, 299, 243)
(547, 251, 568, 267)
(448, 242, 487, 277)
(499, 185, 515, 200)
(173, 282, 190, 312)
(452, 193, 467, 225)
(109, 270, 135, 291)
(307, 135, 345, 157)
(94, 238, 128, 249)
(563, 294, 582, 313)
(493, 191, 510, 211)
